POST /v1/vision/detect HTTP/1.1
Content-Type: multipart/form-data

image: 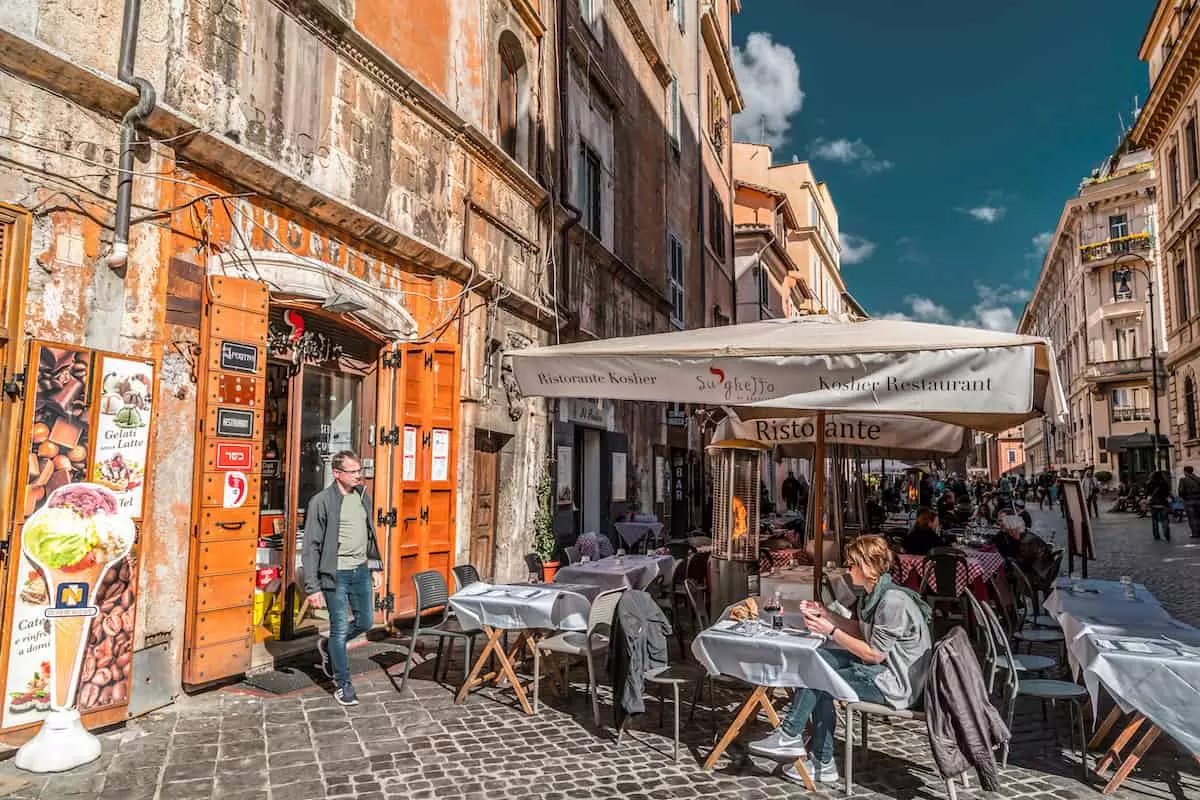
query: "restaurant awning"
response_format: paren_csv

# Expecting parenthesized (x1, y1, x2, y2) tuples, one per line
(1105, 432, 1171, 453)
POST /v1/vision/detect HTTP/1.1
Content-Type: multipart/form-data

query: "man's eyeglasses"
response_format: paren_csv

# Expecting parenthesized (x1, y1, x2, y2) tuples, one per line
(336, 467, 362, 475)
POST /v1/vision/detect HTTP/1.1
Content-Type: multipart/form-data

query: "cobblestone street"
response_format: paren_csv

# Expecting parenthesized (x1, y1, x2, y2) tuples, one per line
(0, 508, 1197, 800)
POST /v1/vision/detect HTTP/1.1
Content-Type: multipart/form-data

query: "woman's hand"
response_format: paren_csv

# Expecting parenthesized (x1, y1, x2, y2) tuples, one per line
(802, 608, 836, 636)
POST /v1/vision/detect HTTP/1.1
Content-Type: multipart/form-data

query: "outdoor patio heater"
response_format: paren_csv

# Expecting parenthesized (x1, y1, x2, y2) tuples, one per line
(708, 443, 763, 618)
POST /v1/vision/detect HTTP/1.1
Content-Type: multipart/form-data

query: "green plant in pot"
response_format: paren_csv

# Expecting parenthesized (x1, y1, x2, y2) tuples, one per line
(1094, 469, 1112, 484)
(532, 462, 559, 581)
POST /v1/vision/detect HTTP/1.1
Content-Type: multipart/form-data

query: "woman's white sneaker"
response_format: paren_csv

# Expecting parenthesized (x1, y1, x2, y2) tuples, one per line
(748, 728, 808, 759)
(783, 757, 840, 786)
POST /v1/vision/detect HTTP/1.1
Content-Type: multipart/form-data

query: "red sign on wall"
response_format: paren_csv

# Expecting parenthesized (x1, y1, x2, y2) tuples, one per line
(214, 442, 254, 471)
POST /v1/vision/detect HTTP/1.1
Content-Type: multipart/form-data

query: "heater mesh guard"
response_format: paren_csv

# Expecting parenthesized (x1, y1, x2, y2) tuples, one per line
(710, 447, 762, 561)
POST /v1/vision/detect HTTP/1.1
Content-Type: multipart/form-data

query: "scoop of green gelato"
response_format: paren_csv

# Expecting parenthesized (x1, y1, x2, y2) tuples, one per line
(24, 508, 94, 569)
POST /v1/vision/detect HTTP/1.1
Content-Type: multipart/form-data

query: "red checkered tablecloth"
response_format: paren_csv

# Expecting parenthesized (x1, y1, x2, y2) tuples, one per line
(893, 550, 1005, 596)
(759, 548, 813, 573)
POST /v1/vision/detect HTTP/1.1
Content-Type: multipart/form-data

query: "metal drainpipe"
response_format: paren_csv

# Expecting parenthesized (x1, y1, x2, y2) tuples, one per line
(105, 0, 157, 277)
(696, 0, 706, 328)
(556, 0, 583, 318)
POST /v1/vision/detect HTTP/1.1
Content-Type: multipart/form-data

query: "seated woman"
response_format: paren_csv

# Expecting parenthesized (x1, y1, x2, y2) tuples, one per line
(749, 535, 933, 784)
(902, 507, 943, 555)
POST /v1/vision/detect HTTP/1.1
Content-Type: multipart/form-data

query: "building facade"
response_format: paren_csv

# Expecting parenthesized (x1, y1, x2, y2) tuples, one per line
(1018, 148, 1168, 486)
(551, 0, 741, 542)
(0, 0, 576, 738)
(1132, 0, 1200, 479)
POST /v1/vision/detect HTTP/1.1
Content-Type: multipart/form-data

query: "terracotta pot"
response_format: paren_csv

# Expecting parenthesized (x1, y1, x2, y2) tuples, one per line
(541, 560, 560, 582)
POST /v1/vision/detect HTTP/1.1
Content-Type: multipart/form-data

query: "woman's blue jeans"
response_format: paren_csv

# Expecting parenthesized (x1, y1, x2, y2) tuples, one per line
(322, 563, 374, 689)
(779, 648, 888, 762)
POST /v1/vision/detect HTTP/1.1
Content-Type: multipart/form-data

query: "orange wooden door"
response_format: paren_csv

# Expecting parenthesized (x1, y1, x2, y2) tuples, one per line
(182, 276, 268, 685)
(381, 343, 459, 619)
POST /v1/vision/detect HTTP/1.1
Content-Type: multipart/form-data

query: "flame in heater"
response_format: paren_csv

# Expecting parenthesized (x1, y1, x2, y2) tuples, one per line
(731, 495, 748, 540)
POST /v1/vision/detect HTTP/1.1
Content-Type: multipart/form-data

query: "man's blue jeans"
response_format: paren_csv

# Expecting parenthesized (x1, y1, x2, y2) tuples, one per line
(779, 648, 889, 762)
(322, 563, 373, 689)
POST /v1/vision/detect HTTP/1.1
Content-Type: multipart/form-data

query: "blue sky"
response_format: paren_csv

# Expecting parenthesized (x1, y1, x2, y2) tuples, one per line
(731, 1, 1154, 329)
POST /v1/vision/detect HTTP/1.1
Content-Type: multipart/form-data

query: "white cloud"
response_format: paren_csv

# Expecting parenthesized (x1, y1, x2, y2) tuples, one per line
(962, 205, 1007, 224)
(731, 33, 804, 149)
(810, 138, 893, 174)
(881, 283, 1030, 332)
(896, 236, 928, 265)
(840, 233, 876, 264)
(1026, 230, 1054, 261)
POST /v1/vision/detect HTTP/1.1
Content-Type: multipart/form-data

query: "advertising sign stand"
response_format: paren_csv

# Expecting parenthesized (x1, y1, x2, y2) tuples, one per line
(14, 708, 100, 773)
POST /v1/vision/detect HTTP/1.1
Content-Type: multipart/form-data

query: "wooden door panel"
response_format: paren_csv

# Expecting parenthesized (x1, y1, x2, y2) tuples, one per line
(192, 605, 255, 646)
(199, 471, 262, 510)
(198, 506, 259, 540)
(188, 641, 252, 684)
(195, 572, 257, 611)
(195, 538, 257, 576)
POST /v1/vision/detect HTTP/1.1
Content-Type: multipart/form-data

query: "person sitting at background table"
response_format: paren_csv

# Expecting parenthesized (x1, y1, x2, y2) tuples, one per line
(992, 515, 1054, 588)
(902, 507, 943, 555)
(935, 490, 957, 524)
(749, 535, 933, 785)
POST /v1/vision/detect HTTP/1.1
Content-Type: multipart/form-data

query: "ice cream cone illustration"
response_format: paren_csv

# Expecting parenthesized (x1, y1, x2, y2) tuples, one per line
(20, 484, 134, 710)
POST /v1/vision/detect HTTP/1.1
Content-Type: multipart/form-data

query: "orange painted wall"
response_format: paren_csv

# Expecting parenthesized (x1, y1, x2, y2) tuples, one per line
(354, 0, 452, 102)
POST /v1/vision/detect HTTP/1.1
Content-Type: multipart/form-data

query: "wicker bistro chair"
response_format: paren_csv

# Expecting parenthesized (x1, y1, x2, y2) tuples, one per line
(397, 570, 481, 696)
(534, 588, 625, 725)
(974, 590, 1089, 779)
(452, 564, 481, 591)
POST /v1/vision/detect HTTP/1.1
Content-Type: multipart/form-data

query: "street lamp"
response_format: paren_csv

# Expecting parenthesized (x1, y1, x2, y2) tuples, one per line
(1113, 253, 1165, 474)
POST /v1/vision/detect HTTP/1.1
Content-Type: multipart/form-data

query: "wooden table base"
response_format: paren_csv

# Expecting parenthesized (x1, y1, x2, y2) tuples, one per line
(1088, 707, 1168, 796)
(454, 627, 534, 715)
(702, 686, 814, 791)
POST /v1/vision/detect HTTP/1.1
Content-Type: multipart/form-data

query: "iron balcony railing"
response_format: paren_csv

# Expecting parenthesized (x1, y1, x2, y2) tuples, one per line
(1080, 232, 1152, 263)
(1085, 356, 1160, 381)
(1111, 407, 1152, 422)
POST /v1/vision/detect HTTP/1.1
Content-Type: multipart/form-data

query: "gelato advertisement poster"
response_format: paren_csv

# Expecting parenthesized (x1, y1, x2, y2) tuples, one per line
(2, 484, 137, 728)
(91, 357, 152, 518)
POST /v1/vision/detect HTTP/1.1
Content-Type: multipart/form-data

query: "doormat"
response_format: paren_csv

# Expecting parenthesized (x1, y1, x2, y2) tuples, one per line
(0, 775, 29, 798)
(235, 640, 425, 696)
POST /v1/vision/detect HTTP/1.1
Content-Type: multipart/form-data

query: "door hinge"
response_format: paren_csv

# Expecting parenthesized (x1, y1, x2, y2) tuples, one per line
(419, 506, 429, 523)
(423, 352, 434, 369)
(379, 426, 400, 446)
(421, 431, 431, 448)
(382, 349, 402, 369)
(2, 371, 25, 401)
(376, 508, 397, 527)
(0, 539, 9, 565)
(374, 591, 395, 612)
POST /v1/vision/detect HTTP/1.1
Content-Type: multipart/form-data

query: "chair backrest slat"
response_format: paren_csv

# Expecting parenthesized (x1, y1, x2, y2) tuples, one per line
(452, 564, 481, 592)
(588, 588, 624, 635)
(564, 546, 581, 565)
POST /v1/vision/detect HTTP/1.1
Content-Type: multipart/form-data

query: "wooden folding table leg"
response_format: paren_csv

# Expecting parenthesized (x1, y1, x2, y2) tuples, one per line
(492, 632, 534, 715)
(1102, 725, 1161, 795)
(456, 627, 504, 704)
(1088, 706, 1125, 750)
(1095, 713, 1147, 776)
(703, 686, 768, 770)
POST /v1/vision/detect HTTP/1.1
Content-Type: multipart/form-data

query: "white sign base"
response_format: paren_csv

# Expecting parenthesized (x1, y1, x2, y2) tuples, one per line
(14, 708, 102, 773)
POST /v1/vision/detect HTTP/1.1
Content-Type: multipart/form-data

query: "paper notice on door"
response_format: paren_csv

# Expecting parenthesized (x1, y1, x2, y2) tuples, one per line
(402, 426, 417, 482)
(432, 429, 450, 482)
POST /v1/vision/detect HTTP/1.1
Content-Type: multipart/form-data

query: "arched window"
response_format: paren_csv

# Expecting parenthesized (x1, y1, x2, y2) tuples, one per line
(1187, 376, 1198, 441)
(498, 33, 527, 161)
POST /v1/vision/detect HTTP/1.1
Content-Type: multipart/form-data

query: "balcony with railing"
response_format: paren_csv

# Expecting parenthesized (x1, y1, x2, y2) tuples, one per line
(1111, 406, 1152, 423)
(1080, 232, 1152, 264)
(1084, 356, 1161, 384)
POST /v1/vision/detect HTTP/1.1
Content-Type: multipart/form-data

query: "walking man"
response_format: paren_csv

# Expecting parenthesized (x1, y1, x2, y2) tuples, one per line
(302, 450, 384, 706)
(1178, 465, 1200, 539)
(1082, 469, 1100, 519)
(1146, 469, 1172, 542)
(781, 471, 802, 513)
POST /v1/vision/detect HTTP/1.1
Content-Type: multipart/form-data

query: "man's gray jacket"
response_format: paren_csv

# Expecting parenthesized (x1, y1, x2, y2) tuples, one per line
(301, 483, 383, 595)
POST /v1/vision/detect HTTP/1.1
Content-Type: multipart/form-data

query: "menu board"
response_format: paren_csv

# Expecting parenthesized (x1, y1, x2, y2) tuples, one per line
(1, 342, 155, 732)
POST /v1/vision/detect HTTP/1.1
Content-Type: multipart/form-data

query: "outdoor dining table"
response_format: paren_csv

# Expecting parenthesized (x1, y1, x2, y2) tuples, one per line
(449, 582, 594, 715)
(553, 553, 675, 590)
(893, 546, 1005, 598)
(690, 604, 859, 789)
(614, 520, 665, 549)
(1044, 578, 1200, 793)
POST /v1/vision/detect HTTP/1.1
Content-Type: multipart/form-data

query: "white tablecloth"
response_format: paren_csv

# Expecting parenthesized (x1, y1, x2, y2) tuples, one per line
(449, 583, 592, 632)
(614, 521, 664, 547)
(1045, 579, 1200, 757)
(691, 617, 859, 700)
(554, 554, 674, 590)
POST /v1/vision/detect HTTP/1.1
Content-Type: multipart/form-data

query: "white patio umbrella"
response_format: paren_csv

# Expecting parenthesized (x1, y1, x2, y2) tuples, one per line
(508, 314, 1064, 590)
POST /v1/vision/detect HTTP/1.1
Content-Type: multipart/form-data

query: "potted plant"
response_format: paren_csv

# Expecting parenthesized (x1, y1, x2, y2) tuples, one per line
(533, 462, 559, 581)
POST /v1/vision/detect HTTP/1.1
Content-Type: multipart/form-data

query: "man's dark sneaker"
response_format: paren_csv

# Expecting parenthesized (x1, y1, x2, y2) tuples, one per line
(334, 685, 359, 706)
(316, 637, 332, 679)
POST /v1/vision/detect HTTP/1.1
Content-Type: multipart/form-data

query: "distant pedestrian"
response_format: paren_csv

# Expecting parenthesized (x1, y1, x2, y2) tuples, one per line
(1178, 465, 1200, 539)
(1146, 469, 1172, 542)
(781, 471, 802, 513)
(1082, 469, 1100, 518)
(302, 450, 384, 706)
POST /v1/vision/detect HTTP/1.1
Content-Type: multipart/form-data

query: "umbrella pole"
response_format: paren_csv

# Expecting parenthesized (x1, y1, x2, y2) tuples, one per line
(813, 412, 826, 601)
